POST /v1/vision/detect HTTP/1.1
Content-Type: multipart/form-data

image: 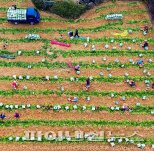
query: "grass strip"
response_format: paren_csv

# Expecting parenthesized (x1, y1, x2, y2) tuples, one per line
(0, 89, 154, 97)
(0, 61, 153, 69)
(0, 119, 153, 127)
(0, 104, 153, 114)
(0, 75, 154, 83)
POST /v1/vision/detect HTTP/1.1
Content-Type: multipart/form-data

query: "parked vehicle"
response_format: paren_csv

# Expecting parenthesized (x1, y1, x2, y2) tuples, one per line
(7, 6, 40, 24)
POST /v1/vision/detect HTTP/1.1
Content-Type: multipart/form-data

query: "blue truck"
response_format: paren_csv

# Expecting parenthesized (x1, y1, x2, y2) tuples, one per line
(7, 7, 40, 24)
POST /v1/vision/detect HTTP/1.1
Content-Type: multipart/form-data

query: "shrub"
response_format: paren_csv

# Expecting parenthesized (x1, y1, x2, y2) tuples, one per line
(32, 0, 87, 19)
(49, 0, 87, 19)
(31, 0, 44, 10)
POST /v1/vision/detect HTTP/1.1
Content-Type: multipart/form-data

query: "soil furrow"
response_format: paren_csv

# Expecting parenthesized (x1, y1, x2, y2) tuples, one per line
(0, 95, 154, 106)
(1, 110, 154, 121)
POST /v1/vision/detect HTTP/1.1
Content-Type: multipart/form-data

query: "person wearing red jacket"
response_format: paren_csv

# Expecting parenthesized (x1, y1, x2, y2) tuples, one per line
(12, 81, 18, 89)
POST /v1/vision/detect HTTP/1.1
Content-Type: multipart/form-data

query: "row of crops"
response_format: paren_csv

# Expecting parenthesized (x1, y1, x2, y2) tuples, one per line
(0, 0, 154, 150)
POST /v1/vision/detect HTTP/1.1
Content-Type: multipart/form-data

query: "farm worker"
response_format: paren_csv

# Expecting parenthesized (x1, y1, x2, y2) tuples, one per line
(121, 104, 130, 111)
(60, 85, 64, 92)
(59, 32, 63, 39)
(84, 43, 88, 48)
(129, 80, 136, 88)
(74, 29, 79, 38)
(142, 40, 149, 50)
(68, 30, 73, 38)
(152, 82, 154, 89)
(91, 44, 96, 52)
(72, 97, 79, 103)
(86, 96, 90, 102)
(0, 113, 6, 120)
(12, 5, 17, 10)
(14, 112, 20, 119)
(86, 78, 90, 89)
(68, 97, 73, 102)
(74, 64, 80, 71)
(12, 81, 18, 89)
(68, 97, 78, 103)
(145, 80, 150, 89)
(87, 37, 90, 43)
(143, 25, 148, 33)
(137, 59, 144, 67)
(141, 25, 148, 34)
(3, 41, 8, 49)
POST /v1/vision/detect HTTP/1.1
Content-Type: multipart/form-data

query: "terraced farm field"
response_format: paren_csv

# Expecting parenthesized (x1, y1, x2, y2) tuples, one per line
(0, 0, 154, 150)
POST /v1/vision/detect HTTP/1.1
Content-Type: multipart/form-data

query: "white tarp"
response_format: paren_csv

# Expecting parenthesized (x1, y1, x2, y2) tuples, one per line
(105, 14, 123, 20)
(25, 34, 41, 40)
(7, 8, 27, 20)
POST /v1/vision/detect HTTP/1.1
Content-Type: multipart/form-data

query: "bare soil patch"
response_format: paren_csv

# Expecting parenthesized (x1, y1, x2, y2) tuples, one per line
(1, 95, 154, 106)
(0, 1, 33, 7)
(0, 56, 46, 63)
(53, 56, 154, 64)
(1, 110, 154, 121)
(0, 67, 153, 77)
(0, 42, 43, 52)
(0, 81, 152, 93)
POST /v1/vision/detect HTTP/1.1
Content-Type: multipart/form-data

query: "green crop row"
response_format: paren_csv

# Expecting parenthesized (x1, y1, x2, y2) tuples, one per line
(96, 2, 139, 12)
(0, 37, 49, 43)
(1, 49, 154, 59)
(57, 49, 154, 58)
(127, 1, 138, 6)
(0, 49, 47, 56)
(1, 21, 149, 34)
(0, 103, 153, 114)
(0, 36, 154, 45)
(57, 37, 154, 44)
(0, 7, 7, 11)
(1, 75, 154, 83)
(0, 61, 154, 69)
(0, 119, 153, 127)
(0, 18, 7, 23)
(96, 4, 118, 12)
(0, 89, 154, 97)
(127, 19, 149, 24)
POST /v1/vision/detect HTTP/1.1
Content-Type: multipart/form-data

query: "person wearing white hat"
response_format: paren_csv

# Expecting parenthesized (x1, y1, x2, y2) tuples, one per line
(142, 40, 149, 50)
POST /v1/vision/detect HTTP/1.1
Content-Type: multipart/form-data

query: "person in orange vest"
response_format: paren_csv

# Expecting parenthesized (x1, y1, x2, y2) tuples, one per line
(12, 81, 18, 89)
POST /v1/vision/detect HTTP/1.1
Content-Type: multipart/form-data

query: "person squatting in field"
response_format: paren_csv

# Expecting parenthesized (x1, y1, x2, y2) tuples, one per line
(86, 78, 90, 90)
(12, 80, 18, 89)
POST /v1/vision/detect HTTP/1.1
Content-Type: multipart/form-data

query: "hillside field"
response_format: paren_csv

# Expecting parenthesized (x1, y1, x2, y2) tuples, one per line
(0, 0, 154, 151)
